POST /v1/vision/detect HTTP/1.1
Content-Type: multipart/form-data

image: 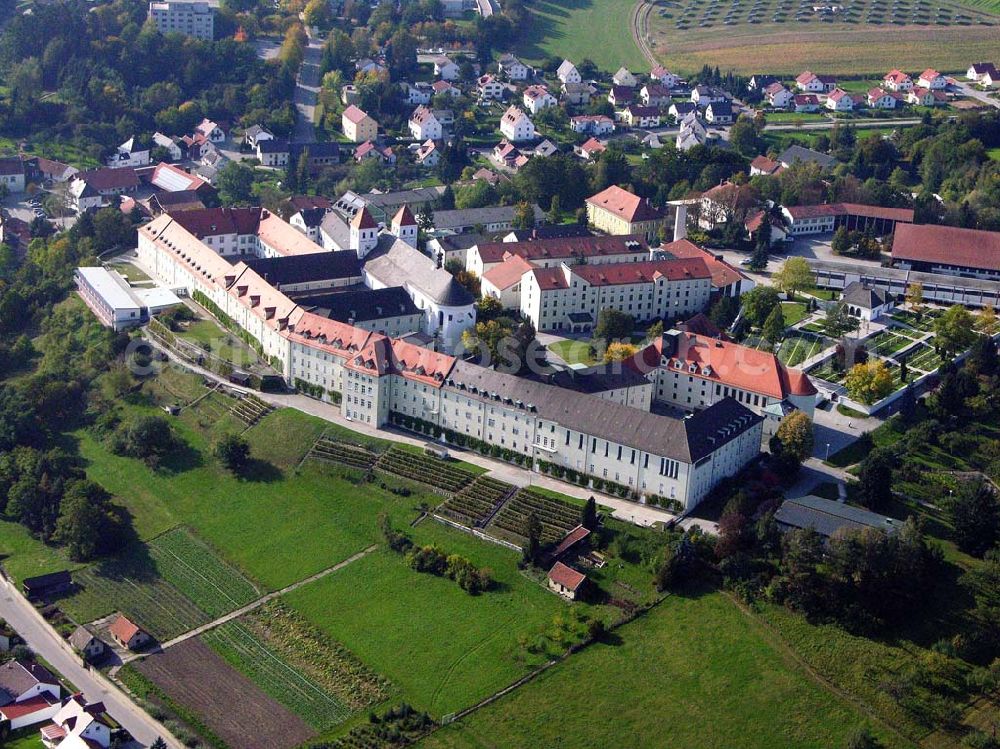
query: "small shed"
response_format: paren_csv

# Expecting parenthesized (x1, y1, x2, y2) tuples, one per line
(108, 615, 151, 651)
(22, 571, 72, 601)
(424, 442, 450, 460)
(69, 626, 107, 663)
(229, 371, 252, 387)
(547, 561, 587, 600)
(550, 524, 592, 561)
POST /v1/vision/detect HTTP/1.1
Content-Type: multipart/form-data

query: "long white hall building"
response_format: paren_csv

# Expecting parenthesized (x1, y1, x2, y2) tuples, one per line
(137, 208, 763, 510)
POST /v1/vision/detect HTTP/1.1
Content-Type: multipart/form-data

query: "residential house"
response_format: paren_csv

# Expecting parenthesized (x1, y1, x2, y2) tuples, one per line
(409, 106, 443, 141)
(0, 158, 26, 193)
(612, 66, 637, 87)
(650, 65, 680, 88)
(106, 137, 151, 168)
(980, 69, 998, 87)
(669, 101, 697, 120)
(342, 105, 378, 143)
(522, 84, 557, 114)
(108, 615, 151, 651)
(690, 85, 726, 106)
(0, 660, 61, 730)
(622, 104, 661, 128)
(777, 144, 835, 170)
(825, 88, 854, 111)
(194, 118, 226, 143)
(476, 74, 505, 100)
(748, 74, 778, 91)
(243, 124, 274, 149)
(432, 80, 461, 99)
(745, 209, 788, 244)
(354, 141, 396, 165)
(498, 53, 529, 80)
(33, 157, 78, 184)
(561, 81, 595, 105)
(342, 84, 360, 106)
(71, 167, 138, 203)
(290, 142, 341, 175)
(256, 138, 290, 167)
(918, 68, 947, 89)
(883, 69, 913, 91)
(492, 140, 528, 170)
(548, 562, 586, 600)
(356, 58, 388, 77)
(867, 88, 898, 109)
(749, 155, 783, 176)
(586, 184, 670, 242)
(640, 83, 672, 107)
(841, 280, 893, 321)
(675, 111, 708, 151)
(68, 627, 107, 663)
(557, 60, 581, 84)
(795, 71, 836, 92)
(907, 86, 937, 106)
(764, 82, 795, 108)
(432, 56, 460, 80)
(967, 62, 998, 82)
(533, 138, 559, 158)
(570, 114, 615, 135)
(793, 93, 821, 112)
(288, 194, 332, 240)
(402, 81, 433, 105)
(699, 182, 759, 228)
(414, 139, 440, 167)
(40, 693, 119, 749)
(499, 106, 535, 142)
(576, 137, 606, 160)
(705, 101, 734, 124)
(608, 85, 635, 106)
(68, 180, 103, 213)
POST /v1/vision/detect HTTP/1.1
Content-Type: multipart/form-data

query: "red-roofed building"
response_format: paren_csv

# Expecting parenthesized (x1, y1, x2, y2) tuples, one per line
(781, 202, 914, 236)
(481, 254, 535, 308)
(891, 223, 1000, 280)
(586, 185, 670, 242)
(576, 137, 606, 160)
(883, 69, 913, 91)
(108, 615, 150, 651)
(918, 69, 946, 89)
(550, 524, 592, 559)
(469, 234, 647, 276)
(749, 155, 783, 176)
(548, 561, 586, 599)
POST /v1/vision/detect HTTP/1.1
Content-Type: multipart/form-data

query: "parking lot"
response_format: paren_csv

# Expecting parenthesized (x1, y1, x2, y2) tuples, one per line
(3, 189, 77, 232)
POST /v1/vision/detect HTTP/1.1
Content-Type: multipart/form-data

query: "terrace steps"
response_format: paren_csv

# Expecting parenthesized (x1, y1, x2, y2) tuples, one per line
(230, 393, 272, 427)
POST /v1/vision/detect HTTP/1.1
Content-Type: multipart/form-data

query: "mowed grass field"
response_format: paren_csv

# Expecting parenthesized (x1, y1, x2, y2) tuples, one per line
(515, 0, 646, 73)
(647, 22, 1000, 75)
(420, 590, 908, 749)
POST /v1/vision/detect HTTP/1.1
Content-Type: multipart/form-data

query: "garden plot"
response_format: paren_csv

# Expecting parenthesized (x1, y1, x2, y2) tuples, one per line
(202, 620, 352, 731)
(902, 343, 943, 373)
(868, 330, 915, 356)
(439, 476, 515, 527)
(889, 309, 941, 332)
(775, 333, 829, 367)
(375, 448, 476, 494)
(808, 360, 847, 384)
(148, 528, 262, 619)
(307, 435, 379, 471)
(488, 488, 582, 546)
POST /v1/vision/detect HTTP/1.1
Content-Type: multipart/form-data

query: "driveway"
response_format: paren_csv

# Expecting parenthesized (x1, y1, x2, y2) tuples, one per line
(0, 576, 181, 748)
(950, 79, 1000, 109)
(292, 35, 323, 144)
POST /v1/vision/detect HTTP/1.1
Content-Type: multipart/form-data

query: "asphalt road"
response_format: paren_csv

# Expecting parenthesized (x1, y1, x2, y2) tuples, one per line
(0, 575, 181, 748)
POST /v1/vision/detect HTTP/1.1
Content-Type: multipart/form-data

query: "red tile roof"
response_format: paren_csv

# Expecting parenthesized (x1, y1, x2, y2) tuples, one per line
(548, 561, 586, 591)
(784, 202, 914, 222)
(168, 206, 262, 237)
(884, 69, 911, 84)
(476, 235, 647, 265)
(580, 137, 606, 154)
(586, 185, 664, 223)
(919, 68, 942, 81)
(571, 257, 711, 286)
(482, 255, 534, 290)
(551, 524, 591, 558)
(0, 694, 57, 720)
(892, 223, 1000, 273)
(750, 155, 782, 174)
(393, 205, 416, 226)
(77, 167, 139, 191)
(351, 207, 377, 230)
(109, 614, 142, 644)
(529, 266, 569, 290)
(343, 105, 372, 124)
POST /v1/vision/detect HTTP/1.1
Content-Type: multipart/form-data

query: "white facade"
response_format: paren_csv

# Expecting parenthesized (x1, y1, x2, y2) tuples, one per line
(500, 106, 536, 142)
(148, 0, 215, 39)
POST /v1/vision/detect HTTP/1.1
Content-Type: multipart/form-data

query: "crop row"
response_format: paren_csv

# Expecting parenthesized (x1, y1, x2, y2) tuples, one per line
(376, 449, 474, 492)
(202, 620, 351, 730)
(311, 438, 378, 470)
(490, 490, 581, 544)
(440, 477, 513, 525)
(149, 528, 261, 619)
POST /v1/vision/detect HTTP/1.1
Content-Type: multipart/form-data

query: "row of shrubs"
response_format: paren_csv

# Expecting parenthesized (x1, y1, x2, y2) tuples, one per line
(534, 462, 684, 514)
(293, 377, 342, 404)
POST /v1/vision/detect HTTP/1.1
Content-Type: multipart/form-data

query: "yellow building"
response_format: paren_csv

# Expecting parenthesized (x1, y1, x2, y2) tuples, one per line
(586, 185, 669, 243)
(342, 105, 378, 143)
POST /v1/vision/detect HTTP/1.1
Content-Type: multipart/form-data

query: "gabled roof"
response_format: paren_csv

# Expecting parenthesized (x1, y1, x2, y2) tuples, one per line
(69, 626, 102, 652)
(551, 524, 591, 558)
(548, 561, 586, 591)
(775, 495, 898, 537)
(749, 155, 782, 174)
(557, 59, 578, 78)
(919, 68, 942, 80)
(482, 254, 535, 290)
(570, 257, 711, 286)
(76, 167, 139, 191)
(0, 660, 57, 704)
(303, 286, 420, 325)
(884, 69, 911, 83)
(343, 105, 373, 125)
(892, 223, 1000, 273)
(150, 162, 208, 193)
(777, 144, 836, 169)
(841, 281, 887, 309)
(586, 185, 664, 223)
(109, 615, 142, 643)
(476, 234, 647, 264)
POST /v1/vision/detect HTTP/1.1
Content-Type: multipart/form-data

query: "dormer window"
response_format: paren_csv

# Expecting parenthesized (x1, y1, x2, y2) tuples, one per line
(689, 363, 697, 373)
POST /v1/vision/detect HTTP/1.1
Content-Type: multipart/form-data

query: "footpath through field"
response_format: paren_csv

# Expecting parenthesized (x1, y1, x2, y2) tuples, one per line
(121, 545, 377, 663)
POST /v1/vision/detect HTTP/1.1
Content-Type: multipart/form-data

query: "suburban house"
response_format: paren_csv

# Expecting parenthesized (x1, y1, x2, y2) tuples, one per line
(622, 105, 661, 128)
(570, 114, 615, 135)
(792, 94, 821, 112)
(781, 202, 914, 236)
(841, 280, 893, 321)
(669, 101, 697, 120)
(825, 88, 854, 111)
(586, 184, 671, 242)
(40, 693, 120, 749)
(704, 101, 734, 124)
(691, 85, 726, 106)
(432, 56, 460, 80)
(256, 138, 290, 167)
(414, 139, 440, 167)
(354, 141, 396, 165)
(576, 137, 606, 160)
(561, 81, 596, 105)
(749, 74, 778, 91)
(499, 106, 536, 142)
(650, 65, 680, 88)
(522, 84, 558, 114)
(108, 615, 151, 651)
(749, 155, 783, 176)
(891, 223, 1000, 280)
(640, 83, 672, 107)
(476, 74, 506, 100)
(967, 62, 998, 83)
(34, 157, 78, 184)
(557, 60, 581, 84)
(676, 113, 709, 151)
(194, 118, 226, 143)
(612, 67, 638, 87)
(532, 139, 559, 158)
(409, 106, 443, 141)
(498, 53, 529, 80)
(918, 68, 947, 89)
(70, 168, 138, 208)
(342, 105, 378, 143)
(356, 58, 388, 77)
(106, 137, 151, 168)
(744, 209, 789, 245)
(777, 144, 835, 170)
(0, 157, 27, 193)
(243, 124, 274, 149)
(775, 495, 898, 538)
(492, 140, 528, 170)
(765, 82, 795, 108)
(907, 87, 944, 106)
(883, 69, 913, 91)
(548, 561, 586, 600)
(867, 88, 898, 109)
(68, 627, 107, 663)
(402, 81, 433, 105)
(795, 71, 837, 92)
(432, 80, 461, 99)
(608, 85, 635, 107)
(0, 660, 61, 730)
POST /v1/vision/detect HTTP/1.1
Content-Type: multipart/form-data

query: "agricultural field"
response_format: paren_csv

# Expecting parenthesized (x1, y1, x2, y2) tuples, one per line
(376, 448, 478, 494)
(646, 0, 1000, 75)
(488, 488, 583, 545)
(132, 638, 315, 749)
(439, 476, 514, 527)
(420, 590, 904, 749)
(515, 0, 646, 72)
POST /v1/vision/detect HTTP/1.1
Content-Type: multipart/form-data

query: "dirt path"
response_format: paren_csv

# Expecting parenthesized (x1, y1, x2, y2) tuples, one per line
(631, 0, 657, 67)
(121, 545, 377, 664)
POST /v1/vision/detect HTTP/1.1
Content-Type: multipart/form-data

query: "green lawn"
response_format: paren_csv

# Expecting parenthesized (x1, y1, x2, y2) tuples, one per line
(174, 318, 261, 370)
(547, 339, 599, 367)
(2, 728, 45, 748)
(0, 518, 79, 584)
(781, 300, 809, 325)
(283, 520, 570, 718)
(515, 0, 646, 72)
(420, 590, 906, 749)
(988, 147, 1000, 161)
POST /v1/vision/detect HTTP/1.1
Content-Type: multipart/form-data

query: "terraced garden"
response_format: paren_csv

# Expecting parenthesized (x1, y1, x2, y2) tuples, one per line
(867, 329, 916, 356)
(376, 448, 477, 494)
(774, 332, 829, 367)
(901, 342, 943, 372)
(488, 488, 583, 545)
(439, 476, 515, 527)
(307, 435, 379, 471)
(889, 308, 942, 332)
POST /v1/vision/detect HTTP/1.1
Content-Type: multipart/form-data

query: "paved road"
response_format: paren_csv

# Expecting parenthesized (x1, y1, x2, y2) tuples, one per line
(0, 576, 181, 748)
(951, 78, 1000, 109)
(292, 34, 323, 144)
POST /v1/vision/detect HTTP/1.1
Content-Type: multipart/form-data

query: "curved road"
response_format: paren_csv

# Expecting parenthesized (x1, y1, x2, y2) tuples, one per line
(0, 576, 181, 748)
(631, 0, 657, 67)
